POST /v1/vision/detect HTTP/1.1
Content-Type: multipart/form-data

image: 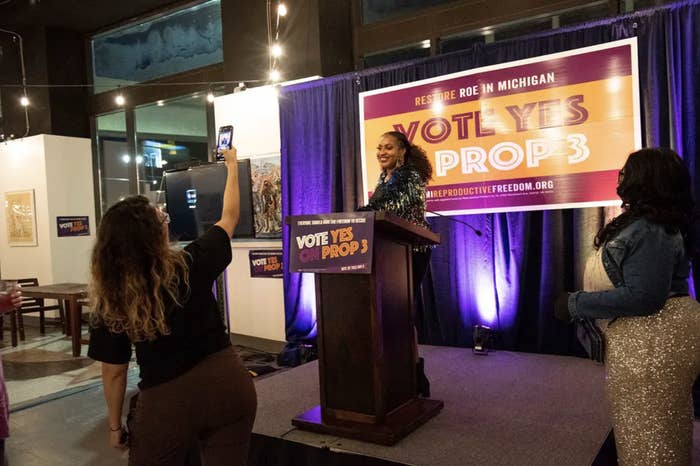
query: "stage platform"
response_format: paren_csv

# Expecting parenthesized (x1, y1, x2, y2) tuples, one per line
(249, 345, 612, 466)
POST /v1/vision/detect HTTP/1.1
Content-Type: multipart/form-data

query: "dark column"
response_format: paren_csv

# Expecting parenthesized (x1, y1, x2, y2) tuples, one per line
(45, 28, 90, 138)
(221, 0, 268, 83)
(318, 0, 354, 77)
(220, 0, 352, 84)
(279, 0, 322, 80)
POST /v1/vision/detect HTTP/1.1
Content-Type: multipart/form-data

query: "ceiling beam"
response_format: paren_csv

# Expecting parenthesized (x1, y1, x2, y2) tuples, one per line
(354, 0, 616, 57)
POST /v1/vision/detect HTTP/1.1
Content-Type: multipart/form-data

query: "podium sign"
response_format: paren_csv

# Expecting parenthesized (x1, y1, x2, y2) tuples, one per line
(288, 212, 443, 445)
(288, 212, 374, 274)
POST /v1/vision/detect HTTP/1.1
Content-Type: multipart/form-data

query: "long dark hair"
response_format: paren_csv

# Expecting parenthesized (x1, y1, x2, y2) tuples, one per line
(594, 147, 694, 248)
(89, 195, 189, 341)
(383, 131, 432, 183)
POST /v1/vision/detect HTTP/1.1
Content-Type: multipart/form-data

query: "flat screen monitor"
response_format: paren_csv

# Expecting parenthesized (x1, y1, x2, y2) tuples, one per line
(164, 161, 254, 241)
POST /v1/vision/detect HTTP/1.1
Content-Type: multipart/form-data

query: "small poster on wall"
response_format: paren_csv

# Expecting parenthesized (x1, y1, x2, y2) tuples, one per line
(4, 189, 38, 247)
(249, 250, 283, 278)
(56, 216, 90, 237)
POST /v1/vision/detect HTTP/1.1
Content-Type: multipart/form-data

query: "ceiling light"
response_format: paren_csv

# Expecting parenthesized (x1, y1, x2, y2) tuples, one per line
(277, 3, 287, 16)
(271, 43, 283, 58)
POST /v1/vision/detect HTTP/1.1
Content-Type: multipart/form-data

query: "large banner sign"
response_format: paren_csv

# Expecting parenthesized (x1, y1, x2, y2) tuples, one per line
(288, 212, 374, 274)
(360, 38, 641, 214)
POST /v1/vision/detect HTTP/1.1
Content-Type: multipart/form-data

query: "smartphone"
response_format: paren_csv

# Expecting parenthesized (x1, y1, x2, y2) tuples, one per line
(216, 125, 234, 162)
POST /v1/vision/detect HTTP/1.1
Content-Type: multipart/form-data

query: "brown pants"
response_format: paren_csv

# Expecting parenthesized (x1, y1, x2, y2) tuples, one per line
(127, 347, 257, 466)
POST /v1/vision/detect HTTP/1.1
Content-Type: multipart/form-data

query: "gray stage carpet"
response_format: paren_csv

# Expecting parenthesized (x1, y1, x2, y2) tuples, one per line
(253, 345, 612, 466)
(3, 343, 699, 465)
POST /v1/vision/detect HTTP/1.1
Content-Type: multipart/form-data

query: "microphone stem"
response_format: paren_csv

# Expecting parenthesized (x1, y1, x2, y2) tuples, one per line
(427, 210, 482, 236)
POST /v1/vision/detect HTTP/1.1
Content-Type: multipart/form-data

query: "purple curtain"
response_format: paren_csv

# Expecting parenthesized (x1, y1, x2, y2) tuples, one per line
(280, 1, 700, 352)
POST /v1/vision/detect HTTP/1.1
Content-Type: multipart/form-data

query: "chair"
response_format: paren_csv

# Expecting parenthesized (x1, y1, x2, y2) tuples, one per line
(77, 298, 91, 328)
(0, 278, 64, 347)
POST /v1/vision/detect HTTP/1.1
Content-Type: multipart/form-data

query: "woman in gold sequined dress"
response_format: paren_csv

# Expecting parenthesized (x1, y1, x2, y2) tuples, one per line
(556, 147, 700, 465)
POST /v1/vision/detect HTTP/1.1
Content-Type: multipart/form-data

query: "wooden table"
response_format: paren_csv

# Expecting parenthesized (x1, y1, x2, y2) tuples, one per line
(20, 283, 88, 357)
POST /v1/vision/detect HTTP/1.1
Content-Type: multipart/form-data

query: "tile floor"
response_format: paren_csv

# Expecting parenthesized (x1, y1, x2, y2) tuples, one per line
(0, 322, 285, 465)
(1, 323, 120, 410)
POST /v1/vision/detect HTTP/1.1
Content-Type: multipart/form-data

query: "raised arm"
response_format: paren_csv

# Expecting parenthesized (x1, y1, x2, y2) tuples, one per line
(215, 147, 240, 238)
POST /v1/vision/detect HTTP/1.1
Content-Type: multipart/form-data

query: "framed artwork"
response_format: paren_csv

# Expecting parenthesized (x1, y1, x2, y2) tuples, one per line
(4, 189, 38, 247)
(250, 156, 282, 238)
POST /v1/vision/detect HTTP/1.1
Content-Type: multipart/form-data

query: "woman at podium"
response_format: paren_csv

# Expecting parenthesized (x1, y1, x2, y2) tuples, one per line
(361, 130, 434, 397)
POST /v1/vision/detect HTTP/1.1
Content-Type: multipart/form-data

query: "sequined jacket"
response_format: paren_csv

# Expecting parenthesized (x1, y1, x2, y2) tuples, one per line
(363, 165, 432, 251)
(568, 217, 690, 319)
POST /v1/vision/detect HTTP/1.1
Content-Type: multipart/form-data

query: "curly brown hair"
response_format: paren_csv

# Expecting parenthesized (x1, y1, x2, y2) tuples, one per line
(595, 147, 694, 248)
(89, 196, 189, 342)
(383, 131, 433, 183)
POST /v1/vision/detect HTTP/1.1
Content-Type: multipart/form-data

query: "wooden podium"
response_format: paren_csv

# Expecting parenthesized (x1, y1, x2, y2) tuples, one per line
(290, 212, 443, 445)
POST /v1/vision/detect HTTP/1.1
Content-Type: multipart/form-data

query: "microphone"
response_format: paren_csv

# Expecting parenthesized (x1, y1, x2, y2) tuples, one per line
(427, 210, 483, 236)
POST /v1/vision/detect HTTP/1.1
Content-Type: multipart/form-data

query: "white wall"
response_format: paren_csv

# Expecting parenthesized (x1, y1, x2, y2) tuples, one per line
(215, 86, 286, 342)
(228, 242, 284, 341)
(44, 136, 96, 283)
(214, 87, 281, 158)
(0, 135, 95, 287)
(0, 136, 53, 284)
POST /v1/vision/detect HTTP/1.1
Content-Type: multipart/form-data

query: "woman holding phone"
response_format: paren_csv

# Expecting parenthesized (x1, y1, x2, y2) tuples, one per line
(88, 147, 257, 465)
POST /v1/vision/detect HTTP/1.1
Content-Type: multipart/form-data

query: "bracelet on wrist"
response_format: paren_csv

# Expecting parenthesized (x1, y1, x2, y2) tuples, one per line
(109, 425, 122, 432)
